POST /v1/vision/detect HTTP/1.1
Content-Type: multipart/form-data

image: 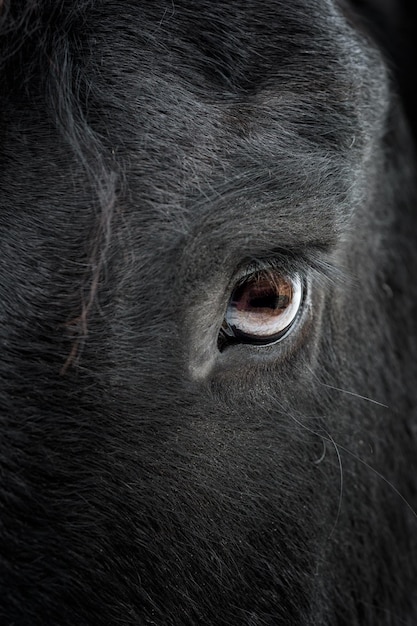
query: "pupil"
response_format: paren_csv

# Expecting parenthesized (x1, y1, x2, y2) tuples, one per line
(249, 293, 290, 310)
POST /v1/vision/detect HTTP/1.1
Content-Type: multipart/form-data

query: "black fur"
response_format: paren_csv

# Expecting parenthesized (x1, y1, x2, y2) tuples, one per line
(1, 1, 416, 624)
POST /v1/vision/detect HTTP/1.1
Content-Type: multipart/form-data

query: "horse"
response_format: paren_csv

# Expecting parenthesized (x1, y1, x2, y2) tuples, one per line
(1, 1, 416, 623)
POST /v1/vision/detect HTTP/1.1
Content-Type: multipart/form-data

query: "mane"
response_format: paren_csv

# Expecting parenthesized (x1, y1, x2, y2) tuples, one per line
(1, 0, 117, 367)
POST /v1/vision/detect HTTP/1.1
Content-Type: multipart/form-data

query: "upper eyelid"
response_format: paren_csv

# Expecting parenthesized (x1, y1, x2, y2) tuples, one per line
(229, 255, 308, 288)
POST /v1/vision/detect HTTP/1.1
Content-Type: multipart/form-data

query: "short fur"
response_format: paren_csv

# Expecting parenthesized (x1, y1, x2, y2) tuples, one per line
(0, 1, 416, 624)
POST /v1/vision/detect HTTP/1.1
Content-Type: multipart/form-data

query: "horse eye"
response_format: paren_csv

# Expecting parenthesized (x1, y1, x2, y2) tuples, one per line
(219, 269, 303, 348)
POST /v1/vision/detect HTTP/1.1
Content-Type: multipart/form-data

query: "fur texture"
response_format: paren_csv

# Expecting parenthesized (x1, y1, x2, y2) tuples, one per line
(0, 1, 416, 624)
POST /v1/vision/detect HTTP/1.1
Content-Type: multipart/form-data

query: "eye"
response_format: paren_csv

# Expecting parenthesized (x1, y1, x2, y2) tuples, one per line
(219, 267, 303, 348)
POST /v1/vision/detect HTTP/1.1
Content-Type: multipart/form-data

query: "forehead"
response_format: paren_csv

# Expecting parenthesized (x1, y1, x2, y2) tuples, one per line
(83, 0, 387, 276)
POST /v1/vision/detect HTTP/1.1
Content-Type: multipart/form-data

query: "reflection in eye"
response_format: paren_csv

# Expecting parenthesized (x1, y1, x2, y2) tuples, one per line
(219, 269, 303, 348)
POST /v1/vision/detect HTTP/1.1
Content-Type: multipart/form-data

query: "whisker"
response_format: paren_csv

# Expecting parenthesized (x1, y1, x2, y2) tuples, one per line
(313, 439, 327, 464)
(326, 432, 344, 539)
(279, 406, 344, 536)
(264, 391, 416, 523)
(320, 382, 389, 409)
(331, 441, 417, 521)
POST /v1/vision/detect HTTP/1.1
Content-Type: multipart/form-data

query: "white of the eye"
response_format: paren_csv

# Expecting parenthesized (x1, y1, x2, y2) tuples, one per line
(226, 275, 302, 337)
